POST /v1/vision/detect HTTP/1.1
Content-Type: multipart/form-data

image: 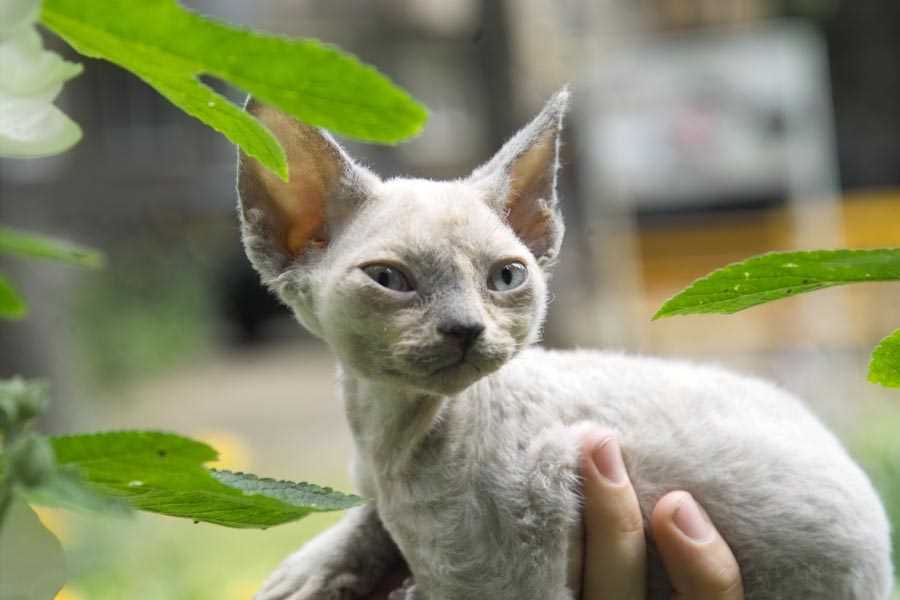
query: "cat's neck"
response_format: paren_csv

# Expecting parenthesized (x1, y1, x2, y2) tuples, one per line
(340, 365, 447, 475)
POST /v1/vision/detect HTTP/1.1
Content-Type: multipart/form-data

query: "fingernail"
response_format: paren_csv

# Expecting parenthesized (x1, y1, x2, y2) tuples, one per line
(673, 494, 714, 542)
(592, 436, 627, 485)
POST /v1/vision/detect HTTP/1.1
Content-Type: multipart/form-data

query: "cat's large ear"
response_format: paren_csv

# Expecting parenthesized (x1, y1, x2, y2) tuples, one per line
(237, 98, 378, 284)
(469, 89, 568, 266)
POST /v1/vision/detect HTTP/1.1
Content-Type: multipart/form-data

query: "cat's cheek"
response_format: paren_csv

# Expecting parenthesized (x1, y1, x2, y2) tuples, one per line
(486, 289, 543, 349)
(331, 311, 430, 385)
(275, 273, 326, 338)
(319, 287, 399, 370)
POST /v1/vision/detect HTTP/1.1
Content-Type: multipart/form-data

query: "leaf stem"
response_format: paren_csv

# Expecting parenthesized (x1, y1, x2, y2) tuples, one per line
(0, 424, 21, 530)
(0, 479, 13, 530)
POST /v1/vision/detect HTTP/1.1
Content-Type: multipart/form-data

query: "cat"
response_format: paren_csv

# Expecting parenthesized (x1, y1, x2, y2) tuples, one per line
(237, 90, 893, 600)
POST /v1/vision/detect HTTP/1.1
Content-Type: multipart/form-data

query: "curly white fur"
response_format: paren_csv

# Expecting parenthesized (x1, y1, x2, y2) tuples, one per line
(239, 91, 893, 600)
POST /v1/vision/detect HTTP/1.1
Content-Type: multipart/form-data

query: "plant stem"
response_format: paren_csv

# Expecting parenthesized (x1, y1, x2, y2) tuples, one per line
(0, 480, 12, 530)
(0, 422, 21, 530)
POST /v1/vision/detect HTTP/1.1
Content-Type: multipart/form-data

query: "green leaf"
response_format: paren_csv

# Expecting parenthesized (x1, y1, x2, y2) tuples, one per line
(41, 0, 428, 180)
(26, 465, 132, 514)
(49, 431, 364, 528)
(654, 248, 900, 319)
(0, 498, 67, 600)
(210, 470, 363, 512)
(0, 274, 27, 319)
(869, 329, 900, 388)
(0, 379, 127, 517)
(0, 226, 103, 267)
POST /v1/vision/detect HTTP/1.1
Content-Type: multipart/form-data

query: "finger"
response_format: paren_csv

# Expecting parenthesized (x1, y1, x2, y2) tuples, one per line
(651, 492, 743, 600)
(581, 430, 647, 600)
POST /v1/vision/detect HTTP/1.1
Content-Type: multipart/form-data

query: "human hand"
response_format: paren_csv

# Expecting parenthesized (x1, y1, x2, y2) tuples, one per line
(361, 429, 744, 600)
(581, 431, 744, 599)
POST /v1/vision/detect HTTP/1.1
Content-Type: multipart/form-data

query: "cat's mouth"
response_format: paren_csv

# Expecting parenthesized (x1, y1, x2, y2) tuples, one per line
(424, 358, 485, 395)
(396, 343, 508, 394)
(429, 339, 491, 375)
(423, 346, 510, 393)
(431, 354, 482, 377)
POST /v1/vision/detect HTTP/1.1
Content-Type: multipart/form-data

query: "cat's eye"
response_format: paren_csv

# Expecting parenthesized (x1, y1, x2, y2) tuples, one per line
(363, 265, 413, 292)
(488, 261, 528, 291)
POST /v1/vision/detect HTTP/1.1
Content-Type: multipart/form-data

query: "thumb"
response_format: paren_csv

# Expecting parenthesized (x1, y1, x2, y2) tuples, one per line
(651, 492, 743, 599)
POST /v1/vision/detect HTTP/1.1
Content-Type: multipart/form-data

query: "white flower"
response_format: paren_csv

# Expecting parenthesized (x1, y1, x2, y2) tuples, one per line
(0, 0, 82, 157)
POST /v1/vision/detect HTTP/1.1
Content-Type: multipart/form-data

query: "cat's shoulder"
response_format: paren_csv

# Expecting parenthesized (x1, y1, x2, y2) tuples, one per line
(510, 345, 742, 379)
(490, 346, 824, 442)
(503, 345, 795, 402)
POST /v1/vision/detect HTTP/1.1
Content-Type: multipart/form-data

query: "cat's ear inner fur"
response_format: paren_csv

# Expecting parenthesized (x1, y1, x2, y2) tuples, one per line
(237, 98, 376, 283)
(469, 89, 568, 266)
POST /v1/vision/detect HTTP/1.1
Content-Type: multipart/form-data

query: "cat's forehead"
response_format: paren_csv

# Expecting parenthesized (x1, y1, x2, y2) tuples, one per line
(361, 178, 523, 255)
(377, 178, 487, 220)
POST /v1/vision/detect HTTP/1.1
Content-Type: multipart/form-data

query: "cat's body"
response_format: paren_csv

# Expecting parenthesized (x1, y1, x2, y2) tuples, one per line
(350, 347, 893, 599)
(239, 91, 893, 600)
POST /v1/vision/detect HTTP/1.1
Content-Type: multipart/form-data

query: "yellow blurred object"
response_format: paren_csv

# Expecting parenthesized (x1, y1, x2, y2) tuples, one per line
(194, 430, 253, 471)
(226, 580, 263, 600)
(841, 190, 900, 248)
(639, 188, 900, 296)
(54, 585, 85, 600)
(33, 506, 72, 544)
(636, 188, 900, 354)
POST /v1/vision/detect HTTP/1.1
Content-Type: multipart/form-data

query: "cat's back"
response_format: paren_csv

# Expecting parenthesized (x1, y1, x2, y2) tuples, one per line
(485, 346, 827, 444)
(471, 347, 893, 599)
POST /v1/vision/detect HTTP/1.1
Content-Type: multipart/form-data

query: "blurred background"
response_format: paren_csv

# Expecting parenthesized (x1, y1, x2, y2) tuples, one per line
(2, 0, 899, 598)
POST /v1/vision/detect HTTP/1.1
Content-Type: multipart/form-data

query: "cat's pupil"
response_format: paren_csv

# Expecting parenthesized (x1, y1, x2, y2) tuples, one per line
(488, 261, 526, 292)
(363, 264, 413, 292)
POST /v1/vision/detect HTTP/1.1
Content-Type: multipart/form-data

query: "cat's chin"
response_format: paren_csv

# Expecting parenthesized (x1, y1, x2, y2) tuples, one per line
(373, 358, 501, 396)
(426, 364, 484, 395)
(419, 356, 505, 396)
(361, 349, 510, 396)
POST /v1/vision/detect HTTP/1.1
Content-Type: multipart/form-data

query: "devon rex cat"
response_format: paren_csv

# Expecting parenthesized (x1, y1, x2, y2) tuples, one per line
(238, 90, 892, 599)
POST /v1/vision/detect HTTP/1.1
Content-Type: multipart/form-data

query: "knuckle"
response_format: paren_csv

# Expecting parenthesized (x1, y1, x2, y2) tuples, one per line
(707, 562, 743, 597)
(614, 503, 646, 535)
(588, 486, 645, 536)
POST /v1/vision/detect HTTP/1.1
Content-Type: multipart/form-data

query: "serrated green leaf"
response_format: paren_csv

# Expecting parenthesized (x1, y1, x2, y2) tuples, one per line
(52, 430, 217, 463)
(0, 274, 27, 319)
(49, 431, 363, 528)
(0, 226, 103, 267)
(869, 329, 900, 388)
(210, 470, 362, 512)
(654, 248, 900, 319)
(41, 0, 427, 180)
(26, 465, 131, 514)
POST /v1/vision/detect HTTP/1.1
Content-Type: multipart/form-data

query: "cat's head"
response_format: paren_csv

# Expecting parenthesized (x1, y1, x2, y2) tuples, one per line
(237, 90, 567, 395)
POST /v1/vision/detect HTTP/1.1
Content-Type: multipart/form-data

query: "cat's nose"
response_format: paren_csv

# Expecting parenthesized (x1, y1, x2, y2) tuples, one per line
(437, 320, 485, 352)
